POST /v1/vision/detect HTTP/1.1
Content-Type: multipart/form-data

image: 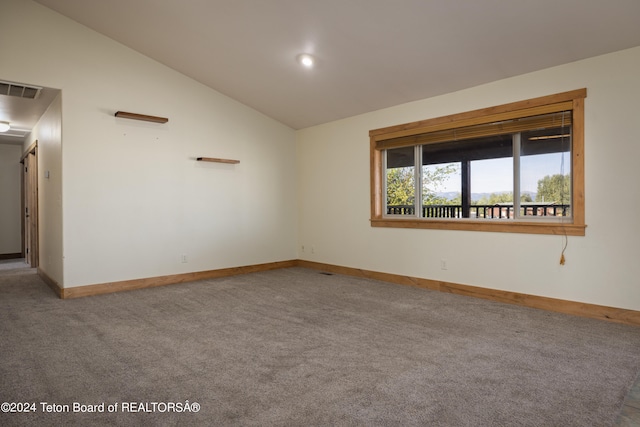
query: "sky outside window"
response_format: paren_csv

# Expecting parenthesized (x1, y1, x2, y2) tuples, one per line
(432, 152, 570, 194)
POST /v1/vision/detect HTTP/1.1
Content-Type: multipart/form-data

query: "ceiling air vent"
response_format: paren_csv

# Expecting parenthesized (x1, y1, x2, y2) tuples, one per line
(0, 81, 42, 99)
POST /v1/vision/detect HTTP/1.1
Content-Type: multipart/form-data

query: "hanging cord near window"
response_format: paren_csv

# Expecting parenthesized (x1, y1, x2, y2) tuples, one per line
(560, 234, 568, 265)
(559, 112, 569, 265)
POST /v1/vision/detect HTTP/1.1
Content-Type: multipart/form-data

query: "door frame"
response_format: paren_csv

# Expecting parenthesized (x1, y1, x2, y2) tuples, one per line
(20, 141, 38, 268)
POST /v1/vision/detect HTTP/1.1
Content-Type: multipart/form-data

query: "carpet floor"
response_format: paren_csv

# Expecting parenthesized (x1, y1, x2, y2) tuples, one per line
(1, 266, 639, 426)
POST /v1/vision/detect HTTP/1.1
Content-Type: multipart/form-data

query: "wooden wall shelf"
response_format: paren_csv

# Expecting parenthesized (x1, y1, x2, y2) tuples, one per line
(115, 111, 168, 123)
(196, 157, 240, 164)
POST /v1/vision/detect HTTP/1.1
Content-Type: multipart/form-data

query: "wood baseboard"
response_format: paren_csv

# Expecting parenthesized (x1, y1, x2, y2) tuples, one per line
(60, 260, 298, 299)
(296, 260, 640, 327)
(0, 253, 23, 260)
(38, 268, 63, 298)
(44, 258, 640, 327)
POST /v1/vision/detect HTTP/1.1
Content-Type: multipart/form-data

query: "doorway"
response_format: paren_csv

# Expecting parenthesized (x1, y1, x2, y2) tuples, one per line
(21, 142, 38, 268)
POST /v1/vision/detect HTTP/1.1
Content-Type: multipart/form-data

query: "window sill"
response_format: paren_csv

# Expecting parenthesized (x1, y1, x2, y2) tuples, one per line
(370, 218, 586, 236)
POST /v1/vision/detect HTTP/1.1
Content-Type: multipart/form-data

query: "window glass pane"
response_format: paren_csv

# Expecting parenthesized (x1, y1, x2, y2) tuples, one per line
(471, 157, 514, 218)
(521, 126, 571, 218)
(422, 134, 513, 219)
(386, 146, 415, 215)
(421, 162, 461, 217)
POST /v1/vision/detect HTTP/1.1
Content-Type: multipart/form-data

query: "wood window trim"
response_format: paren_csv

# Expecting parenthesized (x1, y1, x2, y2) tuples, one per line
(369, 89, 587, 236)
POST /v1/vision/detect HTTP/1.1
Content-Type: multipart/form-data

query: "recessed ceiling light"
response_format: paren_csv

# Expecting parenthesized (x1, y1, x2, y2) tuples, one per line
(296, 53, 315, 68)
(0, 121, 10, 132)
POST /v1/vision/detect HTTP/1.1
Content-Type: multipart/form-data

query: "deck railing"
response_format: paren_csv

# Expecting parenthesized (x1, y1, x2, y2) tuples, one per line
(387, 204, 571, 219)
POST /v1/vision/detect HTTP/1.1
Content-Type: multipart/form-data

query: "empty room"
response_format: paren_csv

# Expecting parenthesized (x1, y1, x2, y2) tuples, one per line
(1, 1, 640, 425)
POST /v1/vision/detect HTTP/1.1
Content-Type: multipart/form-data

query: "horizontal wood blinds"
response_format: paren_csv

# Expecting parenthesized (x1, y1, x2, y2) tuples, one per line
(376, 107, 572, 150)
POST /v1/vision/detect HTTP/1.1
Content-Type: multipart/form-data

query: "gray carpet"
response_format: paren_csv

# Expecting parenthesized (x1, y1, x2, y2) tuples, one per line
(0, 258, 31, 274)
(1, 267, 639, 426)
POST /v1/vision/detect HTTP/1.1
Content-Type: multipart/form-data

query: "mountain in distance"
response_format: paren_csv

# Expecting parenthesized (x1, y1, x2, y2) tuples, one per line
(436, 191, 537, 202)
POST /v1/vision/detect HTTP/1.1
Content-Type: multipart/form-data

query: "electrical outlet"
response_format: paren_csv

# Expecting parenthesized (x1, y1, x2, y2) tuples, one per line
(440, 259, 447, 270)
(181, 254, 188, 263)
(311, 246, 315, 254)
(301, 245, 305, 253)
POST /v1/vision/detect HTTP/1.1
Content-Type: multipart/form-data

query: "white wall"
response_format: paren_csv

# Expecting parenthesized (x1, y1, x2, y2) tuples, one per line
(0, 144, 22, 255)
(297, 46, 640, 311)
(1, 0, 298, 287)
(26, 93, 63, 283)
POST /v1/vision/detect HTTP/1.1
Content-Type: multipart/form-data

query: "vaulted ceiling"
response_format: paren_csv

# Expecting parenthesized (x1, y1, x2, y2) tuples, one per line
(21, 0, 640, 130)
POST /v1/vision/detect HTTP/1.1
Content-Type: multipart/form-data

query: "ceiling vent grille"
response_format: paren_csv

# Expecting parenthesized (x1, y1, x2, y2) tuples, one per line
(0, 81, 42, 99)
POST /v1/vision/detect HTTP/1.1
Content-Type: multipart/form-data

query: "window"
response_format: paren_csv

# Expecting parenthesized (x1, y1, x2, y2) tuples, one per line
(370, 90, 586, 235)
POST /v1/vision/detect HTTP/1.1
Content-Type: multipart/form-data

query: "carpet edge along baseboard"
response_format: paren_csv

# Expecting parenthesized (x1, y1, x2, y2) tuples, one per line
(46, 260, 297, 299)
(297, 261, 640, 328)
(39, 260, 640, 327)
